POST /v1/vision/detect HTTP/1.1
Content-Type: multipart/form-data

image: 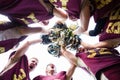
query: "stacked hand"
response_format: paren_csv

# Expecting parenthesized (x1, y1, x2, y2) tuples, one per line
(41, 21, 82, 57)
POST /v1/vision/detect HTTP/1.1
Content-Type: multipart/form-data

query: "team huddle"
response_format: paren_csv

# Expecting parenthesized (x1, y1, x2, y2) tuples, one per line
(0, 0, 120, 80)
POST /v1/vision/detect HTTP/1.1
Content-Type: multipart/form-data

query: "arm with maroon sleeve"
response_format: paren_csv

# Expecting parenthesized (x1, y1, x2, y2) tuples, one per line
(39, 0, 68, 21)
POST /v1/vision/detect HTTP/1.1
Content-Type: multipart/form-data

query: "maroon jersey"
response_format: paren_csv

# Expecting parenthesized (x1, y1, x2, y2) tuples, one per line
(76, 48, 120, 80)
(0, 0, 17, 9)
(0, 15, 27, 54)
(92, 0, 119, 22)
(99, 7, 120, 41)
(0, 0, 53, 24)
(33, 71, 66, 80)
(0, 54, 30, 80)
(45, 0, 82, 19)
(0, 36, 27, 53)
(0, 15, 27, 30)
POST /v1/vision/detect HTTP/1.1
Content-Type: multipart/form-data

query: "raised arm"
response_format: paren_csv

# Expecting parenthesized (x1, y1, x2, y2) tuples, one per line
(10, 39, 42, 61)
(60, 46, 77, 80)
(60, 46, 78, 66)
(66, 63, 76, 80)
(74, 0, 91, 34)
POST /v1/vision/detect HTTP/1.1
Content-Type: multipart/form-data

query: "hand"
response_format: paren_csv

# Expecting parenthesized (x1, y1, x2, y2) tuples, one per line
(73, 26, 85, 35)
(39, 20, 49, 26)
(60, 45, 66, 55)
(77, 47, 86, 53)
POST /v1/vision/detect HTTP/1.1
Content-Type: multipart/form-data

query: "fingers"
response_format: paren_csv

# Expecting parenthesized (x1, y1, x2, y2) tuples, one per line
(77, 47, 85, 53)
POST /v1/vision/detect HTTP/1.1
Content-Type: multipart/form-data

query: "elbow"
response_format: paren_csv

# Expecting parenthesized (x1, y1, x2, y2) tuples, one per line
(53, 8, 68, 21)
(83, 27, 88, 32)
(25, 41, 32, 46)
(80, 26, 88, 33)
(70, 57, 78, 66)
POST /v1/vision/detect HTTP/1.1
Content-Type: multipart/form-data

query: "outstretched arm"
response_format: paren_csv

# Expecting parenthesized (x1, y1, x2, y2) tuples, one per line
(60, 46, 78, 66)
(16, 26, 49, 35)
(60, 46, 77, 80)
(39, 0, 68, 21)
(53, 8, 68, 21)
(10, 39, 42, 62)
(66, 63, 76, 80)
(74, 0, 90, 34)
(0, 39, 42, 75)
(81, 38, 120, 49)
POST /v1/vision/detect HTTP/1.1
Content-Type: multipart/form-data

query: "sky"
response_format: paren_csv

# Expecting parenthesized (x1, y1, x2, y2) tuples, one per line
(0, 15, 120, 80)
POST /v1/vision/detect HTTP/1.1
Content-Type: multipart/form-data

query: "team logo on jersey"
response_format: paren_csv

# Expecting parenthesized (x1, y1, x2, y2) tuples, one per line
(0, 47, 5, 54)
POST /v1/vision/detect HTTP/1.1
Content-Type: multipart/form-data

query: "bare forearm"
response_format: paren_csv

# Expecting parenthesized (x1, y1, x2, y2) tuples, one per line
(19, 27, 49, 35)
(81, 38, 120, 49)
(28, 39, 42, 45)
(66, 64, 76, 80)
(61, 47, 77, 80)
(53, 8, 68, 21)
(80, 4, 90, 32)
(12, 39, 42, 59)
(61, 49, 78, 65)
(74, 4, 90, 34)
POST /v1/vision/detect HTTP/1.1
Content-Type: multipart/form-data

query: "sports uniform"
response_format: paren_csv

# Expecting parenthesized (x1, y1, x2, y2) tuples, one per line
(44, 0, 81, 20)
(0, 16, 27, 54)
(0, 0, 53, 24)
(0, 52, 30, 80)
(76, 48, 120, 80)
(92, 0, 120, 22)
(99, 7, 120, 42)
(33, 71, 66, 80)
